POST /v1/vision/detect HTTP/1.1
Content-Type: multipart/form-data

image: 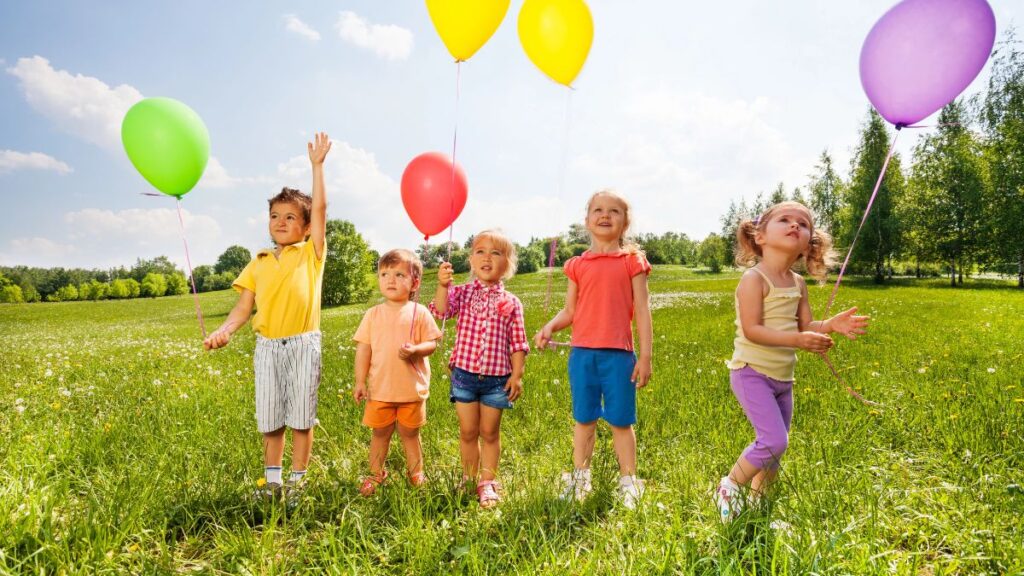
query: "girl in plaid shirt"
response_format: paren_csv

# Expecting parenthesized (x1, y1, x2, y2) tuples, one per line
(431, 229, 529, 508)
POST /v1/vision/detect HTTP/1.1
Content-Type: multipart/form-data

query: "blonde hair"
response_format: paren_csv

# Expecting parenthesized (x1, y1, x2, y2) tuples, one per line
(471, 229, 518, 280)
(377, 248, 423, 299)
(584, 189, 644, 256)
(734, 201, 834, 282)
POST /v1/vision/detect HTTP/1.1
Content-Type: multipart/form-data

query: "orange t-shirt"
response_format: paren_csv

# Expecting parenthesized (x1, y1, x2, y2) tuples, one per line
(353, 301, 442, 402)
(565, 250, 651, 351)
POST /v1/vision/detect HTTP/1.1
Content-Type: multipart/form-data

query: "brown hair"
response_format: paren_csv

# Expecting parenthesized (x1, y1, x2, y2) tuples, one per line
(377, 248, 423, 299)
(268, 187, 312, 225)
(734, 201, 834, 282)
(471, 229, 518, 280)
(584, 189, 644, 256)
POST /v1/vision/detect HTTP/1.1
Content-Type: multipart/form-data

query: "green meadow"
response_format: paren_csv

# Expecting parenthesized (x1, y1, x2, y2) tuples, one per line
(0, 267, 1021, 575)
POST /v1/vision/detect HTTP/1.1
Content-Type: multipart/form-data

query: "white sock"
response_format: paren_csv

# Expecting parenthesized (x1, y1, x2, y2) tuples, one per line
(720, 476, 739, 492)
(620, 474, 637, 487)
(265, 466, 282, 485)
(574, 468, 591, 482)
(289, 470, 306, 483)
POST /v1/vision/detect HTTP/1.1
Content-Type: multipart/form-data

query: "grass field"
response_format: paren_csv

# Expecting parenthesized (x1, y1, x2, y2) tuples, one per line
(1, 267, 1022, 575)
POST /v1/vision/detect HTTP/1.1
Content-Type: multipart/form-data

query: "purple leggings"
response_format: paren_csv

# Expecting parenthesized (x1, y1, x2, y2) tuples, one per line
(730, 365, 793, 471)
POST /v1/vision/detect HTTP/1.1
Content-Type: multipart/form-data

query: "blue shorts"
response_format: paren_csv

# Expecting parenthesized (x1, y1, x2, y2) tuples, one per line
(567, 347, 637, 427)
(450, 368, 513, 410)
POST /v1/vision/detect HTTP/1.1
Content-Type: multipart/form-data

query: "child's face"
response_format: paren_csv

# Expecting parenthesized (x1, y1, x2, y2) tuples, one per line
(469, 237, 507, 284)
(585, 195, 626, 243)
(758, 206, 812, 255)
(269, 201, 309, 246)
(377, 264, 417, 303)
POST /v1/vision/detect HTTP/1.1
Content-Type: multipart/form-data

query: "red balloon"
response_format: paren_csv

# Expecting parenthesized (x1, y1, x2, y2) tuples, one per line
(400, 152, 468, 239)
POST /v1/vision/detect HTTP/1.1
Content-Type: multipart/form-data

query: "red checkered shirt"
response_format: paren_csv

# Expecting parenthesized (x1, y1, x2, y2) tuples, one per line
(429, 279, 529, 375)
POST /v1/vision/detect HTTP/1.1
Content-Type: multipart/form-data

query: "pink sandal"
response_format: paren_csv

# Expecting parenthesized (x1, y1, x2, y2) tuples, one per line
(476, 480, 501, 509)
(359, 470, 388, 496)
(409, 471, 427, 488)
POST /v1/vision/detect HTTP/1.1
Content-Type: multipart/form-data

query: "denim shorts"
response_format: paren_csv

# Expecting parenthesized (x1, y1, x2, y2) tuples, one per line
(450, 367, 513, 410)
(567, 347, 637, 426)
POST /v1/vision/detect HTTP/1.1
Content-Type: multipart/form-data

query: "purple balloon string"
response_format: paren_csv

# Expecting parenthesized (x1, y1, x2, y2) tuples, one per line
(175, 198, 207, 338)
(440, 60, 462, 345)
(823, 129, 901, 318)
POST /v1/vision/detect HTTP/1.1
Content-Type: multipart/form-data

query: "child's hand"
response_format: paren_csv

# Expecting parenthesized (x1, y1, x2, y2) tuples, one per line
(631, 355, 652, 389)
(353, 382, 368, 403)
(308, 131, 331, 166)
(828, 307, 870, 340)
(505, 376, 523, 402)
(398, 342, 417, 362)
(533, 326, 553, 350)
(437, 262, 454, 287)
(797, 331, 833, 353)
(203, 329, 231, 350)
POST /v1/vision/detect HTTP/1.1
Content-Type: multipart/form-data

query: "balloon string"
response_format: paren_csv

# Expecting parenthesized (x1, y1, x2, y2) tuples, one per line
(544, 88, 574, 310)
(819, 351, 880, 407)
(823, 129, 900, 318)
(176, 198, 207, 338)
(445, 60, 462, 264)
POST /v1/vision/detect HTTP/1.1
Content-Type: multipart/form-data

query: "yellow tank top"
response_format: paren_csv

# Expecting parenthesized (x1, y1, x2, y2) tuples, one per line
(727, 267, 801, 381)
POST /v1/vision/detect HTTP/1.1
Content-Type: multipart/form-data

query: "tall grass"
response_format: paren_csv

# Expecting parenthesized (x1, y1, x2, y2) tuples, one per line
(0, 268, 1021, 574)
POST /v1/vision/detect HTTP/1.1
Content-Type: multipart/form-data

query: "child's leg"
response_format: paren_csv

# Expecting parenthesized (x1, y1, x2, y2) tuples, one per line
(750, 381, 793, 494)
(478, 405, 503, 481)
(368, 424, 395, 475)
(728, 367, 791, 487)
(573, 421, 598, 470)
(264, 427, 286, 468)
(455, 401, 481, 479)
(609, 424, 636, 476)
(396, 423, 423, 478)
(291, 427, 314, 473)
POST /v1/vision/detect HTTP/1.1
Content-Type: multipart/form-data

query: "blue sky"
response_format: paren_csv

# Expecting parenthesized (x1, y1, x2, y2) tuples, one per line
(1, 1, 1020, 271)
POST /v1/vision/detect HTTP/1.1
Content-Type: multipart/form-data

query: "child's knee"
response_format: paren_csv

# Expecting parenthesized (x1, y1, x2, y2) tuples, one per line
(396, 423, 421, 439)
(763, 433, 789, 459)
(479, 424, 500, 444)
(459, 423, 480, 442)
(372, 424, 395, 438)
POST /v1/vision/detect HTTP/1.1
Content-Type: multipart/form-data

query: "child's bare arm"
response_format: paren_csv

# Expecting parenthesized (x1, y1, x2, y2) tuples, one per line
(433, 262, 454, 316)
(534, 280, 578, 349)
(203, 289, 255, 350)
(506, 350, 526, 401)
(399, 340, 437, 361)
(353, 342, 371, 402)
(631, 273, 653, 388)
(308, 132, 331, 261)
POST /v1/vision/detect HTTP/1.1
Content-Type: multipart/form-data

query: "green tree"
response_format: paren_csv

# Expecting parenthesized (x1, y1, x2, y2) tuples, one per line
(166, 272, 190, 295)
(215, 245, 252, 277)
(323, 220, 374, 306)
(845, 108, 905, 283)
(980, 31, 1024, 287)
(807, 149, 845, 236)
(55, 284, 79, 302)
(131, 256, 179, 283)
(697, 233, 728, 273)
(190, 265, 214, 292)
(516, 244, 545, 273)
(108, 279, 130, 299)
(140, 273, 167, 298)
(0, 284, 23, 303)
(907, 101, 988, 286)
(203, 273, 235, 291)
(125, 278, 141, 298)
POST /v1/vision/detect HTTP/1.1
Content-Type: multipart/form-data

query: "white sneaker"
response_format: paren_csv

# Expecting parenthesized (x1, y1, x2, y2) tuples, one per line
(617, 476, 646, 510)
(559, 469, 592, 502)
(713, 477, 742, 522)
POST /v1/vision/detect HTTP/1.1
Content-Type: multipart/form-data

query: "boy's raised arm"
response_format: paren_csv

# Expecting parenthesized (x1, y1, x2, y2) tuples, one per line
(308, 132, 331, 260)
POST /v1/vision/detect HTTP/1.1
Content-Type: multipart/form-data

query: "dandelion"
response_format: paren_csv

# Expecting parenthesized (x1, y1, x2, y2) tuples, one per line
(50, 402, 61, 410)
(1014, 398, 1024, 404)
(236, 370, 242, 376)
(871, 371, 880, 377)
(44, 369, 53, 378)
(917, 368, 927, 374)
(59, 388, 71, 397)
(696, 369, 702, 374)
(950, 414, 959, 420)
(553, 379, 560, 385)
(869, 409, 880, 416)
(128, 544, 140, 553)
(256, 478, 267, 488)
(987, 367, 996, 374)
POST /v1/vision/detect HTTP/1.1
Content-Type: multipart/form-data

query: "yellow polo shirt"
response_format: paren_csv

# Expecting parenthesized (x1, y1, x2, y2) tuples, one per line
(233, 240, 325, 338)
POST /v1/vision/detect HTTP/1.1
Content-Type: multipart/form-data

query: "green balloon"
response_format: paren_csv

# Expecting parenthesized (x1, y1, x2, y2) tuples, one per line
(121, 97, 210, 198)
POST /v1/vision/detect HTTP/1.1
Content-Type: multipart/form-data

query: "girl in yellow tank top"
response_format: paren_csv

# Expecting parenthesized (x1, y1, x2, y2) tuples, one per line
(714, 201, 870, 522)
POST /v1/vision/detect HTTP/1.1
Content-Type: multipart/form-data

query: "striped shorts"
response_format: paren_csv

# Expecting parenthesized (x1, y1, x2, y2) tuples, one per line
(254, 331, 322, 434)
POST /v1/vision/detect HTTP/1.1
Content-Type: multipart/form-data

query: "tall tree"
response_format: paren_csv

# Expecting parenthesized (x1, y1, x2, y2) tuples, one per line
(846, 109, 905, 283)
(806, 150, 844, 237)
(907, 101, 988, 286)
(323, 220, 374, 306)
(214, 245, 252, 276)
(980, 31, 1024, 287)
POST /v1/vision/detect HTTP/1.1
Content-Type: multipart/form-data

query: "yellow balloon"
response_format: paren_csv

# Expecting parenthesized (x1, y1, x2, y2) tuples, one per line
(518, 0, 593, 87)
(426, 0, 511, 62)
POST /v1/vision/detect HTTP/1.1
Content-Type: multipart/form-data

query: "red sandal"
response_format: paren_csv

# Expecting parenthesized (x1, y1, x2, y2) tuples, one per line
(359, 470, 388, 496)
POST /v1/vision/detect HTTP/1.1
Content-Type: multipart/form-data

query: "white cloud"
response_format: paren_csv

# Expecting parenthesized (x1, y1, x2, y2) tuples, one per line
(198, 156, 272, 189)
(0, 237, 78, 267)
(0, 150, 72, 174)
(6, 56, 143, 151)
(284, 14, 321, 41)
(335, 11, 413, 61)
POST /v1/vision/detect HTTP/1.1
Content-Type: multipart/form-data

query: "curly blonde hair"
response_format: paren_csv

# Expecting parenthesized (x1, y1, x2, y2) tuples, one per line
(734, 201, 834, 282)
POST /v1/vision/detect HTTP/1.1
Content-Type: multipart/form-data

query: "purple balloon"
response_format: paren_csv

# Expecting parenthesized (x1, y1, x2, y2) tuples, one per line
(860, 0, 996, 126)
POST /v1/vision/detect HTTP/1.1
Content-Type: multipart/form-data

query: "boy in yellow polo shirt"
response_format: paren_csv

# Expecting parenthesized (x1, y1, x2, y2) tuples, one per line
(203, 132, 332, 502)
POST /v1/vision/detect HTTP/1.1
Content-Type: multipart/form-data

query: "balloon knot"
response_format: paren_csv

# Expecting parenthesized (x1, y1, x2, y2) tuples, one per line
(895, 123, 906, 131)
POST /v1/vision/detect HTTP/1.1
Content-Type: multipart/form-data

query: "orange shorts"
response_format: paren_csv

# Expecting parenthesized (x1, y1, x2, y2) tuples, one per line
(362, 400, 426, 429)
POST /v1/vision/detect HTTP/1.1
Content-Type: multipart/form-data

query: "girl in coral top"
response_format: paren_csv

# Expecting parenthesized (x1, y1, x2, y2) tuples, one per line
(535, 190, 653, 510)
